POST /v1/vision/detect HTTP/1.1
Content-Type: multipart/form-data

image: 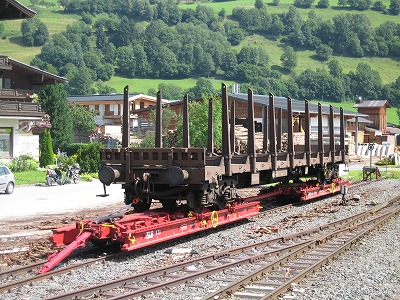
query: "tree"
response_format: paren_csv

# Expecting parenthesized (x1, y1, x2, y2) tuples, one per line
(0, 23, 5, 36)
(116, 46, 135, 77)
(280, 46, 298, 70)
(349, 62, 383, 100)
(39, 84, 74, 151)
(255, 0, 265, 9)
(316, 44, 333, 61)
(39, 129, 54, 167)
(34, 23, 49, 46)
(21, 18, 49, 46)
(372, 1, 386, 10)
(316, 0, 330, 7)
(175, 95, 223, 149)
(328, 59, 343, 77)
(132, 44, 150, 77)
(158, 83, 184, 100)
(294, 0, 315, 8)
(67, 67, 94, 95)
(389, 0, 400, 14)
(186, 78, 215, 99)
(69, 104, 99, 142)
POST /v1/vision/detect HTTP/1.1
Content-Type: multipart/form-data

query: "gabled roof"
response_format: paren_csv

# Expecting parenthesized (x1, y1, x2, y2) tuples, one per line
(347, 117, 374, 123)
(0, 0, 36, 20)
(229, 93, 367, 117)
(1, 56, 67, 84)
(353, 100, 391, 109)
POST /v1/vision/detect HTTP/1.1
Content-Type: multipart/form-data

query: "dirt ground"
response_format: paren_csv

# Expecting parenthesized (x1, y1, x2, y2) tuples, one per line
(0, 202, 124, 269)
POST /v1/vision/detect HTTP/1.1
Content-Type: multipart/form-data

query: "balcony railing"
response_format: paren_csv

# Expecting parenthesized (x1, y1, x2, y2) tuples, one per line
(0, 100, 44, 118)
(0, 89, 36, 101)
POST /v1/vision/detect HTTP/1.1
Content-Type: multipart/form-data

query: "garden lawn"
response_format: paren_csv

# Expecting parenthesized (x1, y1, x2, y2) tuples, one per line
(14, 169, 46, 185)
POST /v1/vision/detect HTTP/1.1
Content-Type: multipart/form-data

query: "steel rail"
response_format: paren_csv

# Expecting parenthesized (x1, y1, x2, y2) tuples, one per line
(42, 199, 396, 300)
(205, 202, 400, 300)
(0, 179, 384, 297)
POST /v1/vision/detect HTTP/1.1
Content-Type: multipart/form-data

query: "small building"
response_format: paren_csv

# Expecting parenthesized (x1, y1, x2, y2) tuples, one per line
(67, 93, 169, 141)
(353, 100, 391, 133)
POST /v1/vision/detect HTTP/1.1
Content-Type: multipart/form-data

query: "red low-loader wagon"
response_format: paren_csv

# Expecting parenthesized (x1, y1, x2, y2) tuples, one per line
(38, 178, 349, 274)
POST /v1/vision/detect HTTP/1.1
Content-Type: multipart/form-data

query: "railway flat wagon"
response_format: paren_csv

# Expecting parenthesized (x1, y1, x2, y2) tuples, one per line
(99, 83, 348, 213)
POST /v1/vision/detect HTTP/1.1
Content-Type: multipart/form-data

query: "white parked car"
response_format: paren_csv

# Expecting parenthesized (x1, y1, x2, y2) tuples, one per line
(0, 166, 15, 194)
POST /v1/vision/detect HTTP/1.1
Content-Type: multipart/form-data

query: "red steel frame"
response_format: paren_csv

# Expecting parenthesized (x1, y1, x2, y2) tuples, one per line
(38, 178, 350, 274)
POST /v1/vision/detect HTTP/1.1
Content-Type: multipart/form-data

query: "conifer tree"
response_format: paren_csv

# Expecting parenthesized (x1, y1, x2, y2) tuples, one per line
(39, 129, 54, 167)
(39, 84, 74, 151)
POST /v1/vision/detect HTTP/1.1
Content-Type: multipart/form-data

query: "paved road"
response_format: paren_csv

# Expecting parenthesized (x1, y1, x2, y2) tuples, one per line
(0, 180, 124, 220)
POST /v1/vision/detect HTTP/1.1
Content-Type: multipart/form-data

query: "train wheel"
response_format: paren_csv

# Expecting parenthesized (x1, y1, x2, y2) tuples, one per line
(124, 191, 134, 205)
(133, 198, 152, 212)
(160, 199, 178, 211)
(187, 191, 203, 213)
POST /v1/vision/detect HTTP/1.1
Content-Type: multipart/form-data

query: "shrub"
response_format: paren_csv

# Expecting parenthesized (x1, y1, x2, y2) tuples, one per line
(9, 155, 38, 172)
(80, 173, 94, 182)
(63, 143, 102, 173)
(376, 157, 394, 165)
(76, 143, 102, 173)
(57, 154, 78, 171)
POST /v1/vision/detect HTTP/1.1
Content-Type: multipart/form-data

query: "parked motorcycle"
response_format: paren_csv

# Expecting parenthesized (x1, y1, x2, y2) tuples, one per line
(46, 164, 80, 186)
(63, 163, 80, 184)
(46, 167, 63, 186)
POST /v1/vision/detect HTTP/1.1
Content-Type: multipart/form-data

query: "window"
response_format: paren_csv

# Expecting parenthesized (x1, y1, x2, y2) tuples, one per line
(0, 128, 12, 159)
(3, 78, 12, 89)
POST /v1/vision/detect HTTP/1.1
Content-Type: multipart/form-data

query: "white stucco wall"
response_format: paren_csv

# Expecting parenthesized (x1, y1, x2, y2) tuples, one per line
(0, 118, 40, 162)
(16, 134, 39, 160)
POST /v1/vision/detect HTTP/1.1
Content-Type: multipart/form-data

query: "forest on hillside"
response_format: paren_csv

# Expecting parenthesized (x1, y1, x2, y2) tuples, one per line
(16, 0, 400, 105)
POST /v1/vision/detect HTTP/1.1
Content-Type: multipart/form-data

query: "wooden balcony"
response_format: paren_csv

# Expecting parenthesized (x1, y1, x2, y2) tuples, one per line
(0, 100, 44, 118)
(0, 89, 36, 101)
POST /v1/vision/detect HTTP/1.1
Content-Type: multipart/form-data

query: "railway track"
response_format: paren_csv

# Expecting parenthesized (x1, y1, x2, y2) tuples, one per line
(36, 197, 398, 300)
(0, 178, 380, 296)
(0, 202, 292, 293)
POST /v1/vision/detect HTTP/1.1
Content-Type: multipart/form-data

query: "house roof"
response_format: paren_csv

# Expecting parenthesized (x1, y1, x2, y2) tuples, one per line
(0, 0, 36, 20)
(229, 93, 367, 117)
(347, 117, 374, 123)
(68, 93, 168, 104)
(2, 56, 67, 84)
(353, 100, 391, 108)
(386, 126, 400, 134)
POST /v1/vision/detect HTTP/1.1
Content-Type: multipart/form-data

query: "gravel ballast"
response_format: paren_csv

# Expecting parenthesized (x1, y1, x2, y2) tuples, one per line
(1, 179, 399, 300)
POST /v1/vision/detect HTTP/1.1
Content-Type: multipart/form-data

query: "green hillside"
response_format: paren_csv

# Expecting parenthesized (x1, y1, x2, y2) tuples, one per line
(0, 0, 399, 115)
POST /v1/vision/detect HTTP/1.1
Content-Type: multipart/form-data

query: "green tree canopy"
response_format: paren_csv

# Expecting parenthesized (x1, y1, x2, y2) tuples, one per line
(39, 84, 74, 151)
(69, 103, 99, 141)
(280, 46, 298, 70)
(39, 129, 54, 167)
(175, 95, 222, 149)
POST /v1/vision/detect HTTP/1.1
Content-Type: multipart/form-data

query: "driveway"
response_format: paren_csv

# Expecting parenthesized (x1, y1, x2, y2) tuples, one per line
(0, 180, 124, 220)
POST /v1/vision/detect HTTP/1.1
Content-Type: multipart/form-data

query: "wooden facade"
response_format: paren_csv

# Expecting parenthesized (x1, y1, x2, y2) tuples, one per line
(353, 100, 391, 133)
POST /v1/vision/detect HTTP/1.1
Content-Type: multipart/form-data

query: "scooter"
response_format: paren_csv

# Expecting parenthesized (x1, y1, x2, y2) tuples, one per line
(46, 167, 63, 186)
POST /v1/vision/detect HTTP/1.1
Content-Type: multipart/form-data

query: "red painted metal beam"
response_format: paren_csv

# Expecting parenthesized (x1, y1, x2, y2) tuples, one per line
(41, 202, 260, 274)
(37, 231, 92, 274)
